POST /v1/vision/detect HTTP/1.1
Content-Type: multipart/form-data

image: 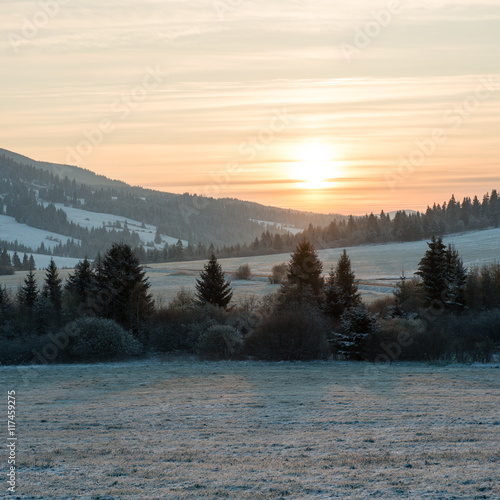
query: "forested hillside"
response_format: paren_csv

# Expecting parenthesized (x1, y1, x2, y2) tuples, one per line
(0, 149, 338, 261)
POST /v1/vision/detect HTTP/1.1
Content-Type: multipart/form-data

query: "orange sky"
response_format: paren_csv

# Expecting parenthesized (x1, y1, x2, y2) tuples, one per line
(1, 0, 499, 214)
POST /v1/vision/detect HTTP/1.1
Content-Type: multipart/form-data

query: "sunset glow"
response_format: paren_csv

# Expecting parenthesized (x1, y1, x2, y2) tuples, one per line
(1, 1, 499, 214)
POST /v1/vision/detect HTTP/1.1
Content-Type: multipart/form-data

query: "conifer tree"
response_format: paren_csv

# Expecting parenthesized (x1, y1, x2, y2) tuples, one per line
(19, 268, 38, 309)
(28, 254, 36, 270)
(324, 249, 361, 318)
(416, 236, 448, 307)
(43, 259, 63, 315)
(65, 257, 95, 305)
(96, 243, 153, 330)
(0, 249, 12, 267)
(12, 252, 23, 271)
(445, 245, 467, 311)
(195, 254, 233, 308)
(0, 249, 14, 275)
(22, 253, 29, 271)
(285, 239, 323, 299)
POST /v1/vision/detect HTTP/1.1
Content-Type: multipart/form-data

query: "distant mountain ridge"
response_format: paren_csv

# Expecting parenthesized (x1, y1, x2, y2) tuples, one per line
(0, 148, 126, 188)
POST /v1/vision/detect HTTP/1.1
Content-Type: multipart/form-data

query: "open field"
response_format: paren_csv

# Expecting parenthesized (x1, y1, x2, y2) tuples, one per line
(1, 361, 499, 499)
(1, 227, 499, 305)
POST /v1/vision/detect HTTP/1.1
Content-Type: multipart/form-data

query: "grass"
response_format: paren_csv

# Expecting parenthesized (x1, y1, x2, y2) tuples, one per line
(2, 360, 499, 498)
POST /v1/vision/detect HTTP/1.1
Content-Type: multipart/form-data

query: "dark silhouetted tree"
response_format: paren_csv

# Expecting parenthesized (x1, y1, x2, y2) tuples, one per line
(196, 254, 233, 308)
(65, 257, 95, 306)
(285, 239, 323, 299)
(12, 252, 22, 271)
(96, 243, 153, 331)
(42, 259, 63, 318)
(416, 236, 447, 308)
(18, 268, 38, 310)
(445, 245, 467, 311)
(324, 249, 361, 319)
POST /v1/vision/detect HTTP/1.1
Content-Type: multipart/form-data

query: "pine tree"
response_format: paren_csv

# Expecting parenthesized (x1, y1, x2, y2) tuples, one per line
(0, 249, 14, 275)
(324, 249, 361, 318)
(174, 239, 184, 261)
(331, 304, 376, 360)
(416, 236, 447, 307)
(0, 249, 12, 267)
(19, 268, 39, 309)
(65, 257, 95, 305)
(12, 252, 23, 271)
(96, 243, 153, 330)
(195, 254, 233, 308)
(28, 254, 36, 270)
(22, 253, 29, 271)
(43, 259, 63, 315)
(445, 245, 467, 311)
(285, 239, 323, 298)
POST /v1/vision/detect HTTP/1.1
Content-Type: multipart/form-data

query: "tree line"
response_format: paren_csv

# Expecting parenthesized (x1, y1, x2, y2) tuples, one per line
(1, 237, 499, 365)
(0, 249, 36, 275)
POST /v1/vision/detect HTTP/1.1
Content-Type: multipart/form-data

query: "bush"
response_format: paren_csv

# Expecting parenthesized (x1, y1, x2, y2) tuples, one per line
(197, 325, 243, 360)
(149, 300, 228, 353)
(234, 264, 252, 280)
(68, 317, 143, 362)
(367, 296, 394, 318)
(0, 335, 51, 365)
(268, 263, 287, 284)
(245, 306, 329, 361)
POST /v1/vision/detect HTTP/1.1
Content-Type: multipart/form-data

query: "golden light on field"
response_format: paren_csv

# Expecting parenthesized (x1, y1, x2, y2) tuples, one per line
(290, 140, 340, 189)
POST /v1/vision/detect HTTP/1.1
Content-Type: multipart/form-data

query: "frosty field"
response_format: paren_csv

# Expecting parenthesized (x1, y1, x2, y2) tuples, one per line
(1, 361, 499, 499)
(1, 227, 499, 305)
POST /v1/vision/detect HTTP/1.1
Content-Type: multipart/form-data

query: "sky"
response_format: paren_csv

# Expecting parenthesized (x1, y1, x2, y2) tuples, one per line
(1, 0, 499, 215)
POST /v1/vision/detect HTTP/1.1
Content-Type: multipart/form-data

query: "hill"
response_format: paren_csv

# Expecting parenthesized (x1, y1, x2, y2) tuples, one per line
(0, 148, 340, 262)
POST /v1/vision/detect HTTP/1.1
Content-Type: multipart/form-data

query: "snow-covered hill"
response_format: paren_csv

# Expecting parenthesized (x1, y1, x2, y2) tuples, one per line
(0, 214, 80, 250)
(44, 204, 187, 247)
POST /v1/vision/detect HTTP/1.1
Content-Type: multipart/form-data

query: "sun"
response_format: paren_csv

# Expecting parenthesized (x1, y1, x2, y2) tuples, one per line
(291, 140, 338, 188)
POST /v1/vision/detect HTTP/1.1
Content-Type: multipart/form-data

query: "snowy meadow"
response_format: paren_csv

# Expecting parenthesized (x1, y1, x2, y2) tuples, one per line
(1, 361, 499, 499)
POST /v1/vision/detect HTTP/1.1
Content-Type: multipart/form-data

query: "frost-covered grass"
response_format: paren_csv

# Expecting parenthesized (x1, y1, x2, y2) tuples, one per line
(1, 361, 498, 499)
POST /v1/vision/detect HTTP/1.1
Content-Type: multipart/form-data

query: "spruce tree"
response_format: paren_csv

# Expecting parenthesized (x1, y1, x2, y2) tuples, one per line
(65, 257, 95, 305)
(19, 268, 39, 309)
(445, 245, 467, 311)
(195, 254, 233, 308)
(324, 249, 361, 318)
(22, 253, 29, 271)
(28, 254, 36, 270)
(12, 252, 22, 271)
(416, 236, 447, 307)
(0, 249, 12, 267)
(285, 239, 323, 299)
(43, 259, 63, 316)
(0, 249, 14, 275)
(96, 243, 153, 330)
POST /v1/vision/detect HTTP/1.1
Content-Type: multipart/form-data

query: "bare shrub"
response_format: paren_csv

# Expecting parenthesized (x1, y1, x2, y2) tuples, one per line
(245, 306, 330, 361)
(268, 263, 287, 284)
(367, 295, 395, 318)
(234, 264, 252, 280)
